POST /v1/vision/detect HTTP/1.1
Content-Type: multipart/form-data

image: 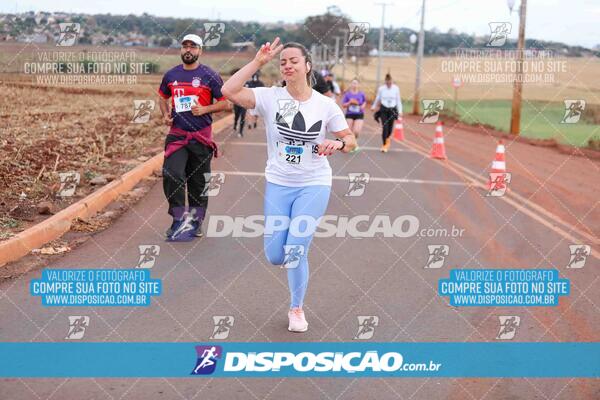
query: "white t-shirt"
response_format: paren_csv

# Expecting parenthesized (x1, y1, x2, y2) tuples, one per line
(251, 86, 348, 187)
(332, 80, 341, 95)
(374, 84, 402, 113)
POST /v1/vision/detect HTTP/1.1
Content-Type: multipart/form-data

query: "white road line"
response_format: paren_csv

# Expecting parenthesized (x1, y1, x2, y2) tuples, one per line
(214, 170, 470, 186)
(224, 141, 415, 153)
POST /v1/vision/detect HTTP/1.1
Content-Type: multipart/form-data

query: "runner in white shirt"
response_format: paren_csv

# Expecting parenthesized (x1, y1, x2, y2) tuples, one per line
(222, 38, 356, 333)
(323, 72, 341, 102)
(371, 73, 402, 152)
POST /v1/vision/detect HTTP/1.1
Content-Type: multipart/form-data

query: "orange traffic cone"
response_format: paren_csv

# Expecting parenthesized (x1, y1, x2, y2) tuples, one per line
(430, 121, 447, 159)
(488, 140, 507, 190)
(393, 118, 405, 142)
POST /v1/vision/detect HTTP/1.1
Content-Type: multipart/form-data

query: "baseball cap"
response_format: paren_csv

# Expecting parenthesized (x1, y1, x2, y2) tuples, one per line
(181, 34, 203, 47)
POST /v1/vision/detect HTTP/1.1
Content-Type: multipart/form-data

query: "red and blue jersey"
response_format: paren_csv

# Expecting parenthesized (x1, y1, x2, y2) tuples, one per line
(158, 64, 226, 132)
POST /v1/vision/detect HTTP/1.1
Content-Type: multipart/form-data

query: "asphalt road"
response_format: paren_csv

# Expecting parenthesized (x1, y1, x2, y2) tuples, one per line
(1, 112, 598, 399)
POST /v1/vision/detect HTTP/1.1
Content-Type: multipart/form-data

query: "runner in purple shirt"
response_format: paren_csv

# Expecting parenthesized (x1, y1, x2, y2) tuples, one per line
(341, 78, 367, 152)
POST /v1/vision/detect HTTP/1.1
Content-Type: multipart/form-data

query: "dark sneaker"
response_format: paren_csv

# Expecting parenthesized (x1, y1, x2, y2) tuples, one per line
(165, 218, 178, 238)
(166, 216, 195, 242)
(191, 219, 204, 238)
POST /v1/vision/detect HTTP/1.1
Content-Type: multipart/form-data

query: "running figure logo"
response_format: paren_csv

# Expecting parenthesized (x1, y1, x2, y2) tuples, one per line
(277, 100, 300, 127)
(202, 23, 225, 47)
(209, 316, 234, 340)
(65, 316, 89, 340)
(486, 22, 511, 47)
(283, 245, 305, 269)
(346, 23, 370, 46)
(345, 173, 370, 197)
(57, 23, 80, 46)
(496, 316, 520, 340)
(420, 100, 444, 123)
(486, 172, 512, 197)
(191, 345, 222, 375)
(566, 245, 591, 269)
(354, 316, 379, 340)
(137, 245, 160, 269)
(201, 173, 225, 197)
(57, 172, 80, 197)
(561, 100, 586, 124)
(131, 100, 155, 124)
(425, 245, 449, 269)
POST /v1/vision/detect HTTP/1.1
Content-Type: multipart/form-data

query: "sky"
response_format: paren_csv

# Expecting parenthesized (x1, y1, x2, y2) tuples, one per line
(2, 0, 599, 48)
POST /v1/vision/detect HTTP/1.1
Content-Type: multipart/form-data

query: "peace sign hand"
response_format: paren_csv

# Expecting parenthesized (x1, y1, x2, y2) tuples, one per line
(254, 37, 284, 67)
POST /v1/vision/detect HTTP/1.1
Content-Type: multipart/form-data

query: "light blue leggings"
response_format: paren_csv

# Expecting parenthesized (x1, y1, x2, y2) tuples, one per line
(263, 182, 331, 308)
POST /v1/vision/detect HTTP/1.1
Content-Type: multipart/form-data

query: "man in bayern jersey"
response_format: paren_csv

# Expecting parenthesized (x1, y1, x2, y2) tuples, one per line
(158, 34, 228, 241)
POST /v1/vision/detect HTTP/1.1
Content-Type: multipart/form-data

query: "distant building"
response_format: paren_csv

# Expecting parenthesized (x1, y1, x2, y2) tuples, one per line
(90, 33, 109, 45)
(17, 33, 48, 43)
(369, 49, 411, 57)
(231, 41, 255, 52)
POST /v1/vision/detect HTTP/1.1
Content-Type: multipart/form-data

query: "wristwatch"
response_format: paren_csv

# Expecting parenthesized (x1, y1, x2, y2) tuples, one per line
(336, 138, 346, 150)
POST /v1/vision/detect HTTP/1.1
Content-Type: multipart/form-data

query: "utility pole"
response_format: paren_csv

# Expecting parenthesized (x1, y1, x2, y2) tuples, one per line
(412, 0, 426, 115)
(375, 2, 392, 91)
(334, 36, 341, 67)
(342, 30, 348, 82)
(509, 0, 527, 135)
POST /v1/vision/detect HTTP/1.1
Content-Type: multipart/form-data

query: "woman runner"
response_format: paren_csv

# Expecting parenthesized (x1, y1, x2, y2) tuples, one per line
(341, 78, 367, 151)
(222, 38, 356, 332)
(371, 73, 402, 152)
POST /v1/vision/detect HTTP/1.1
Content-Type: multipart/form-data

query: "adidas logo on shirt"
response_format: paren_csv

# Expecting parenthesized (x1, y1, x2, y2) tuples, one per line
(275, 110, 322, 142)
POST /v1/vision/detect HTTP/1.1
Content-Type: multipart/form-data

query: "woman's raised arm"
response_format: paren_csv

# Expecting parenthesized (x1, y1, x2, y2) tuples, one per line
(222, 37, 283, 109)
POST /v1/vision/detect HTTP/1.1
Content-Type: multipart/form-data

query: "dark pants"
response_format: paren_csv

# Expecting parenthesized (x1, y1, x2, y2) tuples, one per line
(380, 106, 398, 144)
(162, 140, 213, 221)
(233, 105, 247, 136)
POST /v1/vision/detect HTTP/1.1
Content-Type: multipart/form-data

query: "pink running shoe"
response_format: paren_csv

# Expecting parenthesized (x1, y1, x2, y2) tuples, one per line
(288, 307, 308, 332)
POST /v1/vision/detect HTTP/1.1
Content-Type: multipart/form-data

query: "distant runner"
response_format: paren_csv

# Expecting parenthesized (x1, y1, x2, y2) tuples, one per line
(324, 72, 341, 101)
(233, 71, 264, 136)
(372, 73, 402, 152)
(341, 78, 367, 151)
(245, 72, 265, 131)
